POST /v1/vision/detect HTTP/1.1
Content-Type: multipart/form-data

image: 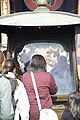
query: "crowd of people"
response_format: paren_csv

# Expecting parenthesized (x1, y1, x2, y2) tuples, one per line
(0, 50, 80, 120)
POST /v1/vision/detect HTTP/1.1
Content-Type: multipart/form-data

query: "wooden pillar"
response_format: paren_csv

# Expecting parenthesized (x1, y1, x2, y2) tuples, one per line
(75, 0, 80, 88)
(1, 0, 10, 16)
(77, 0, 80, 46)
(0, 0, 10, 46)
(0, 0, 10, 58)
(78, 0, 80, 15)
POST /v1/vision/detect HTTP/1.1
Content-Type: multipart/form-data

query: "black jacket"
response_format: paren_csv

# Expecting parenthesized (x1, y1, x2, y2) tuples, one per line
(61, 108, 80, 120)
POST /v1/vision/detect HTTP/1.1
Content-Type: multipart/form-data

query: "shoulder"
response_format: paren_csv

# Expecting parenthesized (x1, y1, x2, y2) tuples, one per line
(35, 72, 55, 82)
(23, 72, 53, 80)
(38, 72, 53, 76)
(46, 72, 53, 76)
(0, 76, 12, 97)
(23, 72, 30, 77)
(16, 79, 26, 90)
(43, 72, 55, 79)
(62, 108, 73, 120)
(0, 76, 11, 87)
(17, 79, 24, 87)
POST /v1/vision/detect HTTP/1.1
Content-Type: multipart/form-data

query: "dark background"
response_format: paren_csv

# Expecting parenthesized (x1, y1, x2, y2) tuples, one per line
(10, 0, 78, 14)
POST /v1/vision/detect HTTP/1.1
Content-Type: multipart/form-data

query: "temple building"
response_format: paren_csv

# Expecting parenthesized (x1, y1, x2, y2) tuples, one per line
(0, 0, 80, 52)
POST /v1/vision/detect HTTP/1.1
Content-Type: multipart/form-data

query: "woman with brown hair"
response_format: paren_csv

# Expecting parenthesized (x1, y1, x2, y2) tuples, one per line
(22, 54, 58, 120)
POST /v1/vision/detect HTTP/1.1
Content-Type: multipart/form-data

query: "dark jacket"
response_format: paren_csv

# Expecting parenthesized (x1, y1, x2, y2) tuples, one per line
(61, 108, 80, 120)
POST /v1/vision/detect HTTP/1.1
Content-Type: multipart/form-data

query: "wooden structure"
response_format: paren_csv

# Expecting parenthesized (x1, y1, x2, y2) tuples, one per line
(0, 2, 80, 119)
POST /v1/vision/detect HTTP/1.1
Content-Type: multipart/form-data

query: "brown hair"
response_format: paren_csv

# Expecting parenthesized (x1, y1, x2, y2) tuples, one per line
(4, 59, 15, 72)
(29, 54, 46, 72)
(3, 59, 19, 88)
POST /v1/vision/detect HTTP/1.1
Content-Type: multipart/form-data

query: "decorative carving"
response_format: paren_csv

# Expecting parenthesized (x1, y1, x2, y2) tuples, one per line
(2, 0, 8, 16)
(36, 0, 47, 5)
(24, 0, 64, 11)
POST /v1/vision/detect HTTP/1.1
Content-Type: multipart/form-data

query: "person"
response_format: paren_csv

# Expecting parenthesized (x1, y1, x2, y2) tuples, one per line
(61, 92, 80, 120)
(51, 55, 70, 79)
(13, 60, 23, 81)
(3, 59, 30, 120)
(51, 55, 75, 95)
(0, 53, 14, 120)
(22, 54, 58, 120)
(0, 74, 14, 120)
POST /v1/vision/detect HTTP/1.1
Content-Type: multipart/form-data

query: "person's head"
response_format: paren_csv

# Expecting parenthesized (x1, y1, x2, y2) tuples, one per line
(4, 59, 15, 72)
(29, 54, 47, 72)
(57, 55, 68, 69)
(2, 59, 19, 88)
(58, 55, 67, 64)
(68, 92, 80, 119)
